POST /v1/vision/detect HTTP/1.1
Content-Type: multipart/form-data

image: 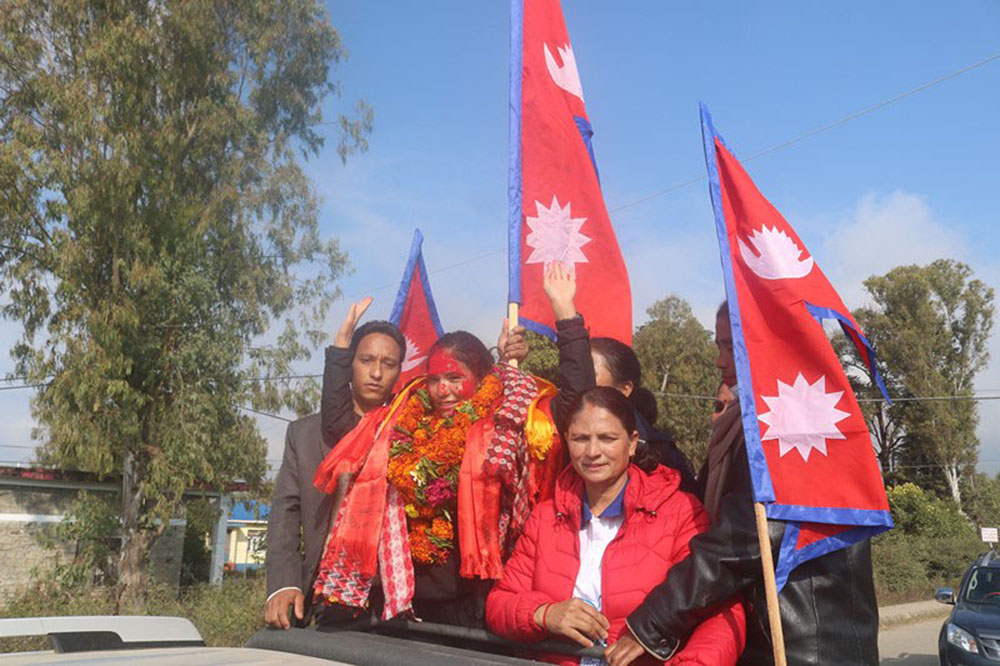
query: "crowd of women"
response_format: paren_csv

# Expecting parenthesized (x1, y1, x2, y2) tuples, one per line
(264, 261, 879, 665)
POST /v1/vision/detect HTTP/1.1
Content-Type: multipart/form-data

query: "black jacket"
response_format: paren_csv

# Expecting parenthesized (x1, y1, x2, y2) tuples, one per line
(626, 438, 879, 665)
(320, 346, 361, 449)
(551, 316, 700, 498)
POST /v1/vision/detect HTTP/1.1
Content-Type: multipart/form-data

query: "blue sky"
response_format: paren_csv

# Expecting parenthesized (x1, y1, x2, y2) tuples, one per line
(2, 1, 1000, 475)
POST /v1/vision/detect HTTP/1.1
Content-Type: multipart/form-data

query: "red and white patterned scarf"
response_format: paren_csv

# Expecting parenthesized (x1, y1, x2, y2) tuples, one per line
(312, 365, 541, 618)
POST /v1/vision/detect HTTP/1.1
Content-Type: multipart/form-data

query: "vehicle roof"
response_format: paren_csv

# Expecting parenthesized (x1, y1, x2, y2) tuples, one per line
(0, 647, 344, 665)
(972, 550, 1000, 569)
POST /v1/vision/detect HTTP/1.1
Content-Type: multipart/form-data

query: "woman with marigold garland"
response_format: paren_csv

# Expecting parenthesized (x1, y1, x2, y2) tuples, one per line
(311, 330, 564, 628)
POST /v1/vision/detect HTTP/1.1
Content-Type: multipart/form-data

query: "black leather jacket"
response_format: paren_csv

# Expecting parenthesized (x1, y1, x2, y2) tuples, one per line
(626, 442, 879, 665)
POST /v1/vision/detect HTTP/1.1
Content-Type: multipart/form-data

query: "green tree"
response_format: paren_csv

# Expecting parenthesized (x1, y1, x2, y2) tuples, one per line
(962, 472, 1000, 531)
(633, 295, 717, 468)
(844, 260, 994, 507)
(0, 1, 371, 611)
(833, 324, 908, 483)
(872, 482, 983, 596)
(520, 330, 559, 384)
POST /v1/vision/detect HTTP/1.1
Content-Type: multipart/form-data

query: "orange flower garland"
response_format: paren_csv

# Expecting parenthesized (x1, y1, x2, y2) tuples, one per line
(386, 374, 502, 565)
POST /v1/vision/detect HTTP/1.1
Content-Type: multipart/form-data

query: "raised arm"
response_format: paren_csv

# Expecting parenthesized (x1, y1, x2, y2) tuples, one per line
(320, 298, 371, 446)
(544, 263, 596, 431)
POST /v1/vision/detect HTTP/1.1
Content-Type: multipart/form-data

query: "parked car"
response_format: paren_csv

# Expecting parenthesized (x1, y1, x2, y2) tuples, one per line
(937, 550, 1000, 665)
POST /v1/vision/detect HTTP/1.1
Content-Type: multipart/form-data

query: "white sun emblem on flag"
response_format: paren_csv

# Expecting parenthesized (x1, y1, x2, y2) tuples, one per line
(757, 373, 850, 462)
(400, 334, 427, 373)
(525, 196, 591, 269)
(738, 225, 815, 281)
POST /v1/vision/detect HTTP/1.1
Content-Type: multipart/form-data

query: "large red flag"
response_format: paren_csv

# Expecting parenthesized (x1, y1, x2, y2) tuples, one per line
(389, 229, 444, 392)
(508, 0, 631, 343)
(701, 104, 892, 589)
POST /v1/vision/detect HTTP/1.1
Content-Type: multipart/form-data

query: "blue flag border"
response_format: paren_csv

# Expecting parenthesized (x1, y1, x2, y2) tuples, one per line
(775, 522, 886, 590)
(507, 0, 524, 306)
(700, 104, 892, 588)
(700, 103, 776, 503)
(389, 228, 445, 339)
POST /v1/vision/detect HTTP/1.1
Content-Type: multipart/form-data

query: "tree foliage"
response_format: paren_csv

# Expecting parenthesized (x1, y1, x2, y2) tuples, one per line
(0, 0, 371, 610)
(873, 483, 982, 598)
(520, 330, 559, 384)
(841, 260, 994, 506)
(633, 295, 717, 468)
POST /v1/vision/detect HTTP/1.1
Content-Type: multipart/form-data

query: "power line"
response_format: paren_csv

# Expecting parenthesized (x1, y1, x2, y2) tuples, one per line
(0, 382, 46, 392)
(338, 50, 1000, 295)
(611, 50, 1000, 213)
(4, 374, 1000, 408)
(347, 248, 505, 298)
(237, 405, 292, 422)
(653, 391, 1000, 404)
(740, 51, 1000, 163)
(1, 373, 321, 385)
(860, 395, 1000, 403)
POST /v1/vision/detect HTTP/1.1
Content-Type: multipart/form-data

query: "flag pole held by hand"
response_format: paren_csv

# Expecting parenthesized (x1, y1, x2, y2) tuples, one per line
(754, 502, 787, 666)
(507, 302, 519, 368)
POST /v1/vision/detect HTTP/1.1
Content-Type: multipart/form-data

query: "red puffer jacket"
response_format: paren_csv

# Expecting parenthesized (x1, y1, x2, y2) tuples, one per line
(486, 464, 745, 665)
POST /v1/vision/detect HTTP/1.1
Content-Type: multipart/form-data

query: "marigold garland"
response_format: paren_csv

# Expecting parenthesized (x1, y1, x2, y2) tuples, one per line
(386, 373, 502, 565)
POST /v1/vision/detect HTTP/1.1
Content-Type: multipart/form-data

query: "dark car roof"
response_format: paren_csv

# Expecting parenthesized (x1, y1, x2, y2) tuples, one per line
(972, 550, 1000, 568)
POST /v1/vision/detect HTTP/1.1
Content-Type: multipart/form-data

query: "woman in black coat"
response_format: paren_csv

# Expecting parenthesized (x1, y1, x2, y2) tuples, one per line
(502, 262, 699, 498)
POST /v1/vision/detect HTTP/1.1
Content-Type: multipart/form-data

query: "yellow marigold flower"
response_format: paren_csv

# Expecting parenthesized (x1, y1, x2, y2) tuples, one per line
(430, 517, 454, 541)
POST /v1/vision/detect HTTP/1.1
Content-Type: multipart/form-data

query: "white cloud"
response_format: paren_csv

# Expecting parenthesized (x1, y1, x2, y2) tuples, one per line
(817, 190, 1000, 476)
(820, 191, 965, 308)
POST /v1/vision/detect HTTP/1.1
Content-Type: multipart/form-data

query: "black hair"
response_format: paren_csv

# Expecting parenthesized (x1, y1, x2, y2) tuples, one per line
(350, 320, 407, 361)
(716, 300, 729, 320)
(563, 386, 658, 473)
(590, 337, 658, 424)
(429, 331, 494, 380)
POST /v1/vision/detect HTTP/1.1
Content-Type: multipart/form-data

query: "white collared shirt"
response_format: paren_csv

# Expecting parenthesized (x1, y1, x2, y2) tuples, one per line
(572, 483, 627, 666)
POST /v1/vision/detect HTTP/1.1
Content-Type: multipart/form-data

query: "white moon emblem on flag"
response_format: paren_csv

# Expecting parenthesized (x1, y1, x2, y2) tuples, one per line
(758, 373, 849, 462)
(544, 43, 584, 103)
(400, 334, 427, 373)
(738, 225, 815, 280)
(525, 196, 591, 269)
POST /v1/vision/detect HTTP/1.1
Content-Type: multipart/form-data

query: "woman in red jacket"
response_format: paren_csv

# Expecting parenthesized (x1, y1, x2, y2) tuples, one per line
(486, 387, 745, 665)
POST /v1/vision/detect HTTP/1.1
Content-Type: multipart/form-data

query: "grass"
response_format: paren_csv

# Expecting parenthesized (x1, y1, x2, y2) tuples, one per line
(0, 577, 266, 652)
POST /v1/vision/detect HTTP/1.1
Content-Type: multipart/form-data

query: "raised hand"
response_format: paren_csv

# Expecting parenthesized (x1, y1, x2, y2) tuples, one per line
(334, 296, 374, 348)
(533, 598, 610, 648)
(542, 262, 577, 321)
(497, 318, 529, 365)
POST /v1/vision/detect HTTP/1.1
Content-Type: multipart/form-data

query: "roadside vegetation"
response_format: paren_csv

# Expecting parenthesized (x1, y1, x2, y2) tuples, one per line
(0, 577, 265, 652)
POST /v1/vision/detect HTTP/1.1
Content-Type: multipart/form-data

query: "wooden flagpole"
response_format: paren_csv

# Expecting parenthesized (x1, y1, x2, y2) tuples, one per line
(754, 502, 787, 666)
(507, 302, 519, 368)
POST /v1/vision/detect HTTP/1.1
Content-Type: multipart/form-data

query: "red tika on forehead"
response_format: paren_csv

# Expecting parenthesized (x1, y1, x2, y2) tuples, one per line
(427, 349, 469, 377)
(427, 348, 476, 400)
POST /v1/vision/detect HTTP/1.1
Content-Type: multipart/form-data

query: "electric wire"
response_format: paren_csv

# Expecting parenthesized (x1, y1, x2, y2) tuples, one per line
(340, 50, 1000, 295)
